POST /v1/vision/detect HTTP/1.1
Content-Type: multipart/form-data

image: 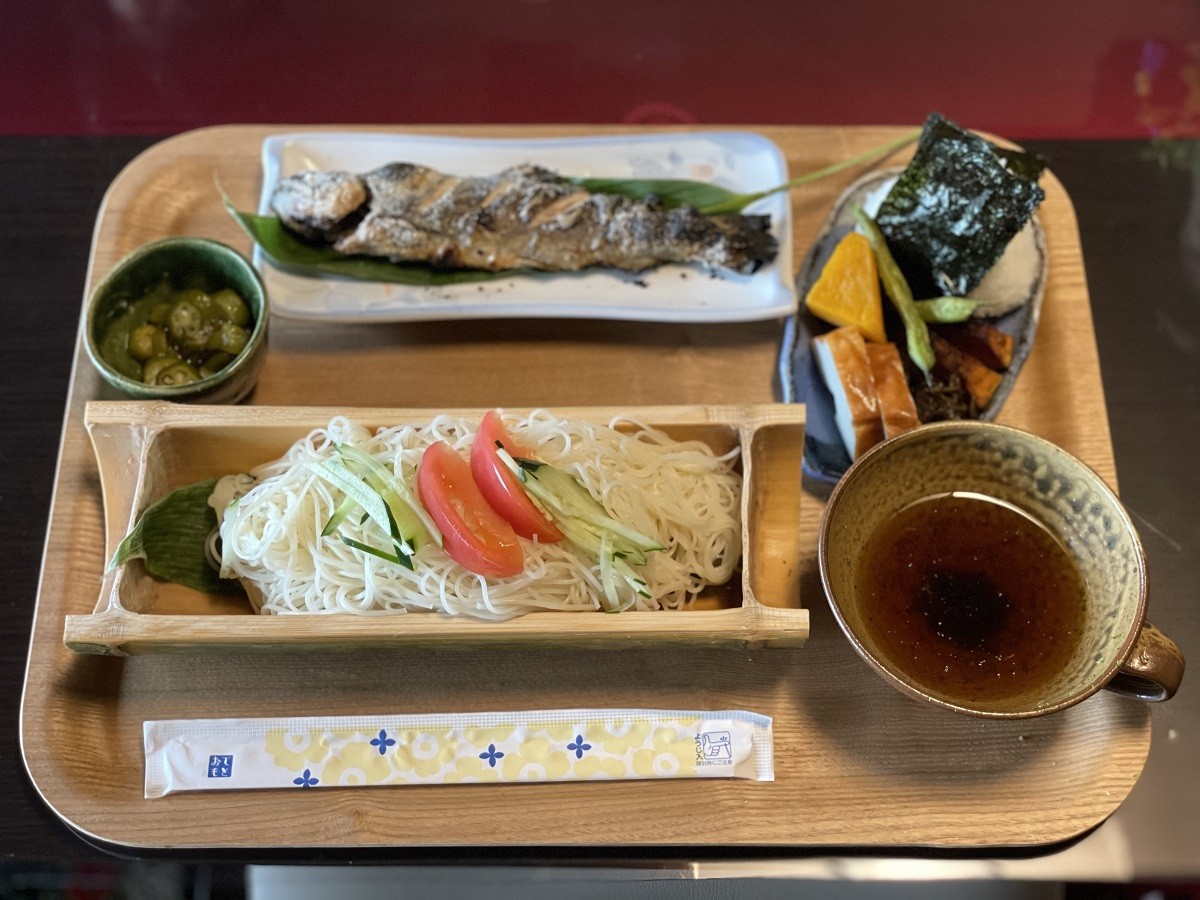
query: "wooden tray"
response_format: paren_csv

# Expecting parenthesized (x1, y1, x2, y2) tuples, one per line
(22, 125, 1151, 851)
(65, 401, 808, 653)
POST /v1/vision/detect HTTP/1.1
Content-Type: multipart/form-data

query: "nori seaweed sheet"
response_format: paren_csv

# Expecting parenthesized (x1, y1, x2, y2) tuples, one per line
(875, 113, 1046, 298)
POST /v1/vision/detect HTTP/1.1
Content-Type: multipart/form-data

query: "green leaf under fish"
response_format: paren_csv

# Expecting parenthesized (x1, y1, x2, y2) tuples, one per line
(874, 113, 1046, 299)
(224, 199, 513, 285)
(108, 479, 242, 595)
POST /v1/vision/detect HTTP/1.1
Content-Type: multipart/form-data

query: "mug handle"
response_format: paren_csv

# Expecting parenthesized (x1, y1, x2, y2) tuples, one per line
(1105, 621, 1185, 702)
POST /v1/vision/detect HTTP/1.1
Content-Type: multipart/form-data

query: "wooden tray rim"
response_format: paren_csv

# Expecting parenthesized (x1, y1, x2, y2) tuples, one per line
(20, 123, 1148, 854)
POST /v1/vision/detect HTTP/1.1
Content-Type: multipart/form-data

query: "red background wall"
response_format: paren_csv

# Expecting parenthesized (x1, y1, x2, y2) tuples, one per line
(4, 0, 1199, 138)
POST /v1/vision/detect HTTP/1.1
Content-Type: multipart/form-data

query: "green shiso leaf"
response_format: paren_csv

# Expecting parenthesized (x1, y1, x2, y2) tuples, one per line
(223, 198, 511, 286)
(108, 479, 242, 595)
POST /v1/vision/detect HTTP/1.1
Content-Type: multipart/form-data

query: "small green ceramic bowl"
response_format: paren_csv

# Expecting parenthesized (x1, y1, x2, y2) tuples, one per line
(84, 237, 268, 404)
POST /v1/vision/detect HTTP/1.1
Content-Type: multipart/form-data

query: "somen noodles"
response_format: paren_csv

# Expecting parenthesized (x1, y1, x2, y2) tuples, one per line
(213, 410, 742, 619)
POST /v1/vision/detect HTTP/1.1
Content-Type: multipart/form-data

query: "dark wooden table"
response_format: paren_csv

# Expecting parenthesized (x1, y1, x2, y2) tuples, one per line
(2, 137, 1197, 876)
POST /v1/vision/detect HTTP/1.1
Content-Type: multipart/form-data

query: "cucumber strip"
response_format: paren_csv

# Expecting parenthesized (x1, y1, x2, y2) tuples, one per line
(613, 557, 652, 599)
(321, 494, 358, 537)
(310, 460, 392, 533)
(493, 447, 659, 612)
(497, 449, 663, 553)
(557, 517, 607, 561)
(598, 531, 620, 612)
(334, 445, 420, 532)
(610, 548, 648, 568)
(335, 444, 442, 548)
(521, 462, 663, 552)
(548, 507, 651, 572)
(496, 450, 573, 516)
(600, 534, 638, 613)
(340, 536, 414, 571)
(570, 518, 648, 567)
(309, 459, 413, 560)
(381, 502, 416, 563)
(521, 458, 604, 514)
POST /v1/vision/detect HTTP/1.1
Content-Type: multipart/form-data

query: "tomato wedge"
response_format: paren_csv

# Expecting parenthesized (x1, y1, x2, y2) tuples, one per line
(417, 441, 524, 578)
(470, 410, 564, 543)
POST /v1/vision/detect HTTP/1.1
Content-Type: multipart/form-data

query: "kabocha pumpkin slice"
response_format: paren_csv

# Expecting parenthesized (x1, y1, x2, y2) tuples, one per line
(865, 343, 920, 438)
(804, 232, 886, 343)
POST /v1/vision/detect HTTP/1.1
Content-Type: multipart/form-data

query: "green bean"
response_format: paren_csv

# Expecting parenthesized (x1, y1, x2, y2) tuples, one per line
(852, 205, 935, 376)
(914, 297, 980, 324)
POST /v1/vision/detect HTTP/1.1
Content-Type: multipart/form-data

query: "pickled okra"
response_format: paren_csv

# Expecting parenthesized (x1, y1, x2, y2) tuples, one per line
(99, 278, 252, 387)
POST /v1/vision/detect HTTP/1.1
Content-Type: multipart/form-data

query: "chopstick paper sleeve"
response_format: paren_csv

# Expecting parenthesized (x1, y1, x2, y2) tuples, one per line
(143, 708, 773, 797)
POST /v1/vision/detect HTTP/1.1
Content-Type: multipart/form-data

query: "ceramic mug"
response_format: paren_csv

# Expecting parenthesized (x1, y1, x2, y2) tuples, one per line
(819, 421, 1184, 718)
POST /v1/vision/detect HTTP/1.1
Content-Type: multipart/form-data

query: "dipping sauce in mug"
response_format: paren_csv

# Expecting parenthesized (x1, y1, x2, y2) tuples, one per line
(856, 492, 1087, 704)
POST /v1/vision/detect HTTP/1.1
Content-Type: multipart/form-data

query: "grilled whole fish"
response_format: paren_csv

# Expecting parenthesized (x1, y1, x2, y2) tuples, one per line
(270, 163, 777, 275)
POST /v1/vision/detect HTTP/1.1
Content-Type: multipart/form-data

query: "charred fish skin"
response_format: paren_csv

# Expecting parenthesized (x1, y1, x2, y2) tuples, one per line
(270, 163, 777, 275)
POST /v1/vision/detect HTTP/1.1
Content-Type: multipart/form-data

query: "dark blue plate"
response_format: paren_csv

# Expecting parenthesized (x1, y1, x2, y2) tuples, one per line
(777, 169, 1047, 483)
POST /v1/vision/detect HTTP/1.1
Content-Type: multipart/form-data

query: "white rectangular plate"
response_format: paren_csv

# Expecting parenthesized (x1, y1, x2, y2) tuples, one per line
(256, 132, 796, 323)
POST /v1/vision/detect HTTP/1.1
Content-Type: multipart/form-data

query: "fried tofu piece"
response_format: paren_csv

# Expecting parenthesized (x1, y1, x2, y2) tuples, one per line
(813, 326, 884, 459)
(865, 343, 920, 437)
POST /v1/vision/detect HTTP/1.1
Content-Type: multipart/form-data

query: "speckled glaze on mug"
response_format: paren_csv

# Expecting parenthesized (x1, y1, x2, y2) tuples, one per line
(819, 421, 1184, 718)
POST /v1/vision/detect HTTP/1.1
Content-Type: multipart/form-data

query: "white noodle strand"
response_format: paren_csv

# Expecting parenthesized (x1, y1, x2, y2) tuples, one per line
(217, 411, 742, 619)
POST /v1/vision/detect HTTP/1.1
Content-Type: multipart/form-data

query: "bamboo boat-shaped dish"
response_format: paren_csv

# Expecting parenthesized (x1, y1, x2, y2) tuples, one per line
(64, 401, 808, 655)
